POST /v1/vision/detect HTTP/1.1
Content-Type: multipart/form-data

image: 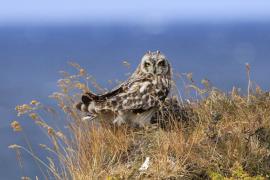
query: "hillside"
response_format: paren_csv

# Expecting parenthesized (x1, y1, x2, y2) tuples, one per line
(10, 64, 270, 179)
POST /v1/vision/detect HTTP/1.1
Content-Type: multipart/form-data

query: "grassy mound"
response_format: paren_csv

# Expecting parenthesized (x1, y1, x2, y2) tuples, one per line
(10, 63, 270, 179)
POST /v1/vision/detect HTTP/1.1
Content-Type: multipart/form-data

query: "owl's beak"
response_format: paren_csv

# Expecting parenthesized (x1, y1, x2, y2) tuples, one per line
(153, 68, 156, 74)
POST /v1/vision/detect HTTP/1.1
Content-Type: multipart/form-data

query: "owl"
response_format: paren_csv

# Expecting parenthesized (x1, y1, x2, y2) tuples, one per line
(76, 51, 172, 127)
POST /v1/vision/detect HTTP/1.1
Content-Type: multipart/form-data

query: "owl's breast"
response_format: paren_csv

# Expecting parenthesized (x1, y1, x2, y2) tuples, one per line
(153, 76, 171, 101)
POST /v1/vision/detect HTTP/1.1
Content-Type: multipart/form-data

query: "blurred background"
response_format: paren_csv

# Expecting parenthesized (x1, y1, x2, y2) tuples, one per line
(1, 0, 270, 179)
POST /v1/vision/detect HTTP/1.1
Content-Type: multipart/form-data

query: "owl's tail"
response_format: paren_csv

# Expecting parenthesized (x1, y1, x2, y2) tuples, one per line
(75, 102, 88, 112)
(75, 92, 97, 112)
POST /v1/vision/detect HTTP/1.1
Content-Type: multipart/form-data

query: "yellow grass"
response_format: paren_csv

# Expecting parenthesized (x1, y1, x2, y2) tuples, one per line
(10, 63, 270, 179)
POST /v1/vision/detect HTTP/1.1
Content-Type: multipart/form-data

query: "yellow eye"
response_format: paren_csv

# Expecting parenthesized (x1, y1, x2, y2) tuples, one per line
(144, 62, 151, 67)
(158, 60, 166, 67)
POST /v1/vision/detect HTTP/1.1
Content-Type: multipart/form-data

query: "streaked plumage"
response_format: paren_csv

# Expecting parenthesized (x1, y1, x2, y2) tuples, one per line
(76, 51, 172, 127)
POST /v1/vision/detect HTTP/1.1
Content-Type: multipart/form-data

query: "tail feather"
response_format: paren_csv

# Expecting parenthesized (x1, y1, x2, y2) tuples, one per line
(81, 94, 92, 104)
(76, 92, 99, 112)
(76, 102, 88, 112)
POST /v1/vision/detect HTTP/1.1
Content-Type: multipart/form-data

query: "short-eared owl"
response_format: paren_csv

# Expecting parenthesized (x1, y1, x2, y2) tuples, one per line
(76, 51, 172, 127)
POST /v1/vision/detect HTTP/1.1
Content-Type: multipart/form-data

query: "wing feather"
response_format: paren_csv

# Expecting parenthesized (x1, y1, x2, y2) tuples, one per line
(87, 77, 146, 101)
(78, 76, 169, 113)
(108, 80, 159, 111)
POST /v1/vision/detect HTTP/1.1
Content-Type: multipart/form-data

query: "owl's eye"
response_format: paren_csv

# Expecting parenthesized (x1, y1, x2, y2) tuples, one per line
(158, 60, 166, 67)
(144, 62, 151, 67)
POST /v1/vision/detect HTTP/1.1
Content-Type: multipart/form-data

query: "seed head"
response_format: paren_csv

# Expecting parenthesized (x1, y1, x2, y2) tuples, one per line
(11, 121, 22, 132)
(79, 68, 86, 76)
(30, 100, 40, 106)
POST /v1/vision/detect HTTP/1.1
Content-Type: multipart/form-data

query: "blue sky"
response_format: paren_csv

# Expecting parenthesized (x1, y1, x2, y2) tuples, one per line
(1, 0, 270, 24)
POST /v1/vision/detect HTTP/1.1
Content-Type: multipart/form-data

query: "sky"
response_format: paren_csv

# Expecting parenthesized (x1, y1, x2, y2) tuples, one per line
(1, 0, 270, 25)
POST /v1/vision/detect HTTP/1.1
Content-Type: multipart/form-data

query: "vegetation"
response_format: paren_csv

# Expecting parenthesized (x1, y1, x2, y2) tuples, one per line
(10, 63, 270, 179)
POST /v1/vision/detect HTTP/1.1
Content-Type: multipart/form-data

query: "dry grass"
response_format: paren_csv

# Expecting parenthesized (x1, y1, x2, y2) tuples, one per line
(10, 63, 270, 179)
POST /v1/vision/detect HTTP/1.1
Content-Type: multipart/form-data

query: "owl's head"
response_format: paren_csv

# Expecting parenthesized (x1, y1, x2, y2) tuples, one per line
(140, 51, 170, 76)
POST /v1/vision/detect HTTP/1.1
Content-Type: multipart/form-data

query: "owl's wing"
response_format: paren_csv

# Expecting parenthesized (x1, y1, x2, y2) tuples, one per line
(94, 86, 124, 100)
(79, 78, 140, 104)
(77, 76, 169, 114)
(93, 77, 147, 100)
(108, 79, 160, 112)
